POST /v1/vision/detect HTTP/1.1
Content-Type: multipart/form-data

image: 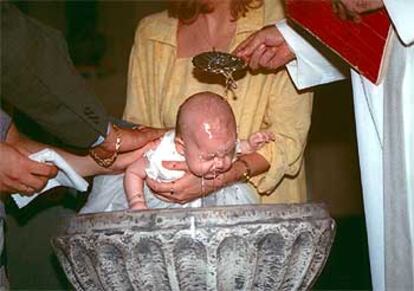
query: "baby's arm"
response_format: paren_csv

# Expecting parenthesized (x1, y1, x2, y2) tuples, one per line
(239, 130, 275, 155)
(124, 157, 148, 210)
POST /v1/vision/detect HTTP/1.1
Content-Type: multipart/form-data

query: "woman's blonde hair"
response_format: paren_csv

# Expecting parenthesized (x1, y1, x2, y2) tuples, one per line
(168, 0, 263, 23)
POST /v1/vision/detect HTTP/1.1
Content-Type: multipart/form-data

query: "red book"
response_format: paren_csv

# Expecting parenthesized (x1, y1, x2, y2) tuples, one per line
(285, 0, 392, 84)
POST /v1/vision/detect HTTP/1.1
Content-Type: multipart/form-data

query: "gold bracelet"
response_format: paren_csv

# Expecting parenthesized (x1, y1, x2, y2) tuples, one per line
(237, 159, 275, 196)
(236, 158, 264, 192)
(89, 124, 121, 168)
(237, 158, 251, 183)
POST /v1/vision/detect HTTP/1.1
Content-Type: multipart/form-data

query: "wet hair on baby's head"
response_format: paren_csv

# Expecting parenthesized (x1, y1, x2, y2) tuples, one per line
(175, 91, 236, 138)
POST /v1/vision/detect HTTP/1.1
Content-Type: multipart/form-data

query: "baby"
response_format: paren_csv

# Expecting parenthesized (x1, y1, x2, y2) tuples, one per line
(124, 91, 274, 209)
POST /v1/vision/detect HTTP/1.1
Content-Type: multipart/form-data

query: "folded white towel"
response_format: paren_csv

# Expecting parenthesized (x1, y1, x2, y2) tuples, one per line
(12, 148, 89, 208)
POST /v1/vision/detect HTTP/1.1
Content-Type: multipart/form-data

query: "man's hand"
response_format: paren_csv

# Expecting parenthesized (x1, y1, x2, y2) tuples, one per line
(90, 125, 166, 167)
(97, 125, 166, 154)
(105, 139, 161, 174)
(119, 126, 167, 152)
(0, 143, 58, 195)
(234, 25, 295, 71)
(333, 0, 384, 22)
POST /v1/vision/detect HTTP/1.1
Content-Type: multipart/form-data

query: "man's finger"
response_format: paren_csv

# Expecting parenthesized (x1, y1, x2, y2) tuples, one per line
(234, 32, 265, 58)
(122, 127, 166, 151)
(233, 33, 256, 57)
(268, 45, 294, 69)
(258, 46, 279, 69)
(23, 174, 49, 192)
(28, 160, 58, 178)
(134, 130, 163, 148)
(336, 2, 348, 20)
(14, 180, 36, 196)
(249, 44, 266, 70)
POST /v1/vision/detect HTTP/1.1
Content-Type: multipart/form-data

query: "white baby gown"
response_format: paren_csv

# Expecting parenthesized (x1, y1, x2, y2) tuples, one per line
(80, 130, 258, 214)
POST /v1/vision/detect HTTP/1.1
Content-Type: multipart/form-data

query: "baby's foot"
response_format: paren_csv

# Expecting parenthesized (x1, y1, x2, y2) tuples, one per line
(128, 194, 147, 210)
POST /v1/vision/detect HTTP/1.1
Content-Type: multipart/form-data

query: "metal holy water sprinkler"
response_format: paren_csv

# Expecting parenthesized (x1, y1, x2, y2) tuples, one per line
(192, 51, 247, 92)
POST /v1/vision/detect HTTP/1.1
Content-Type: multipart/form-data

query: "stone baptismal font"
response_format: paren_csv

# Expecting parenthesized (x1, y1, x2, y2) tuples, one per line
(52, 203, 335, 290)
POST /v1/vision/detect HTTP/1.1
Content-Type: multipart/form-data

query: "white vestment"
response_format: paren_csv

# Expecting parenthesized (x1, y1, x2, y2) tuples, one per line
(277, 2, 414, 289)
(81, 130, 258, 214)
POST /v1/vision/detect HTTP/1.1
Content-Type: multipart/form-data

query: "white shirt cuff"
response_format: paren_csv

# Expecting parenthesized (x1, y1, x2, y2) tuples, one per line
(383, 0, 414, 45)
(276, 20, 346, 90)
(90, 123, 111, 147)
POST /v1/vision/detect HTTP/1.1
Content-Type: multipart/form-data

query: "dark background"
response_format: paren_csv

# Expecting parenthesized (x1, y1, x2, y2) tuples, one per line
(4, 1, 370, 289)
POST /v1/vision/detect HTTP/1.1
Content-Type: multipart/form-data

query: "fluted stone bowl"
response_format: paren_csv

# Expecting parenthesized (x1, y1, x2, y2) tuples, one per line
(52, 203, 335, 291)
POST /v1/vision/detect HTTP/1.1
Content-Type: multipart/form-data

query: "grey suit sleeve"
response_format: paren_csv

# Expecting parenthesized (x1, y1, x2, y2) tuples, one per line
(0, 109, 12, 142)
(1, 3, 109, 148)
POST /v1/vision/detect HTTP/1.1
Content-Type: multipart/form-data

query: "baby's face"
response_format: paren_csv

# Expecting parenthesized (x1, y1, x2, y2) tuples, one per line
(183, 124, 236, 179)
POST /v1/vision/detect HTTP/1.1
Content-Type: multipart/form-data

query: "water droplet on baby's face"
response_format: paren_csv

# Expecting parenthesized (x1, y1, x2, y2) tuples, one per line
(202, 122, 213, 140)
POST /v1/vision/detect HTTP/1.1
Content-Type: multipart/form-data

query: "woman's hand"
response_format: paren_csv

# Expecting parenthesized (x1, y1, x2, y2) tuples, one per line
(145, 161, 227, 204)
(146, 153, 269, 204)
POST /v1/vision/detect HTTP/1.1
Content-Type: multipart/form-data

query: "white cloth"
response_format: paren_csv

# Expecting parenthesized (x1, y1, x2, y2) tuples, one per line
(144, 130, 186, 182)
(144, 130, 201, 208)
(278, 3, 414, 289)
(81, 131, 258, 214)
(11, 148, 89, 208)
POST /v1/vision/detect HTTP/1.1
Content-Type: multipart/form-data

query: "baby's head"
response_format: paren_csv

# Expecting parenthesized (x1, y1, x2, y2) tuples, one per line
(175, 91, 237, 179)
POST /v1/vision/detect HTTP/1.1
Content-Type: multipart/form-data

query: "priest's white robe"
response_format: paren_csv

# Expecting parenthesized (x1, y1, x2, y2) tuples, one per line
(276, 2, 414, 289)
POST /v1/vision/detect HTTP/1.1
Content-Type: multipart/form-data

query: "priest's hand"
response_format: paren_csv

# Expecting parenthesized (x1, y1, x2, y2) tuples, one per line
(234, 25, 295, 71)
(333, 0, 384, 22)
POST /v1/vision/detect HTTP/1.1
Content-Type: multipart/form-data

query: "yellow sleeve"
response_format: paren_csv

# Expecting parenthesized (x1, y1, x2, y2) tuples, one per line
(255, 70, 313, 193)
(123, 20, 150, 126)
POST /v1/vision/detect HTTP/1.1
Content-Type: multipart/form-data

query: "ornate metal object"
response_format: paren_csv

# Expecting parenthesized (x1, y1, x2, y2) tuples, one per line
(52, 203, 335, 290)
(192, 51, 247, 90)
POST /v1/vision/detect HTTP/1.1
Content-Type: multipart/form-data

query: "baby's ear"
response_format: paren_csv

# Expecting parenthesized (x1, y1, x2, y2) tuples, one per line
(174, 136, 185, 155)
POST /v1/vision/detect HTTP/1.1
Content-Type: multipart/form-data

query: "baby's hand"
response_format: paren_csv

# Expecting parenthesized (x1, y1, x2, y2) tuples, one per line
(248, 131, 275, 151)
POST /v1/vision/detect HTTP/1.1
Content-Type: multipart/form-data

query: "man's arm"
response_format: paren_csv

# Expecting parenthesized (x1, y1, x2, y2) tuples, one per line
(1, 2, 108, 148)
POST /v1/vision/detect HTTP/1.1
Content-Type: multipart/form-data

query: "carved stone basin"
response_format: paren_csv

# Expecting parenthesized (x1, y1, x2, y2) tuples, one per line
(52, 203, 335, 290)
